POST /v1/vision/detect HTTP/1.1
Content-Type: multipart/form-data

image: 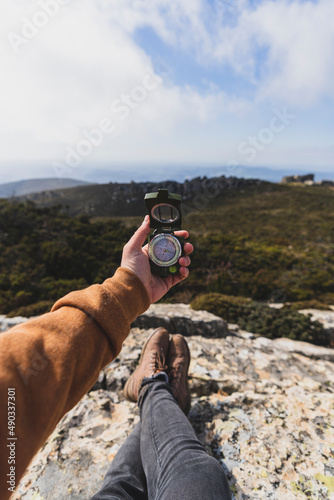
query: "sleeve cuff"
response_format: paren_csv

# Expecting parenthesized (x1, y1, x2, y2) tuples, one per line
(102, 267, 150, 324)
(51, 267, 150, 353)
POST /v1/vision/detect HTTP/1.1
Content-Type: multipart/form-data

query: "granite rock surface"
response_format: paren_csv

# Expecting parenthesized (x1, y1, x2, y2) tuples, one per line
(299, 309, 334, 346)
(10, 306, 334, 500)
(132, 303, 228, 337)
(0, 315, 29, 332)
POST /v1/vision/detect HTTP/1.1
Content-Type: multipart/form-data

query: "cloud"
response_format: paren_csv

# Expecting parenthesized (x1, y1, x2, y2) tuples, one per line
(0, 0, 332, 179)
(234, 0, 334, 105)
(99, 0, 334, 106)
(0, 0, 246, 166)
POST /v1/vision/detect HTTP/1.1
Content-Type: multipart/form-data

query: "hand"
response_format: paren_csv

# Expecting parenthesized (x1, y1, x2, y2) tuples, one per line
(121, 215, 193, 304)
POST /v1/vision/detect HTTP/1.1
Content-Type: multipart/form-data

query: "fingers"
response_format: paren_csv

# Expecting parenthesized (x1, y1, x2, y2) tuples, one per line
(179, 266, 189, 278)
(183, 242, 193, 256)
(179, 255, 191, 267)
(174, 266, 189, 283)
(165, 266, 189, 288)
(174, 230, 189, 239)
(125, 216, 150, 250)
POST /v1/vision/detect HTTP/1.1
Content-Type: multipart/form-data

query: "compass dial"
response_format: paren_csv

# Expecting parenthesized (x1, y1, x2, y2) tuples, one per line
(149, 234, 182, 267)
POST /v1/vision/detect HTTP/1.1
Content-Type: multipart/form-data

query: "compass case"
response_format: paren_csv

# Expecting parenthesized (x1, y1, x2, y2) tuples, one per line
(144, 189, 182, 230)
(144, 189, 184, 277)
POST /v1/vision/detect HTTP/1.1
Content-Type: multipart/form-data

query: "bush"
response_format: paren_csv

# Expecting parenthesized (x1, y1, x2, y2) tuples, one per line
(13, 290, 34, 308)
(191, 293, 250, 323)
(1, 188, 334, 315)
(7, 300, 54, 318)
(318, 293, 334, 305)
(0, 200, 133, 314)
(283, 300, 332, 311)
(191, 293, 327, 346)
(239, 304, 325, 345)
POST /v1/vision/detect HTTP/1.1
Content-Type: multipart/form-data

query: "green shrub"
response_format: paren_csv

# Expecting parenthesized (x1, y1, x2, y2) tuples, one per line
(1, 184, 334, 315)
(13, 290, 34, 308)
(0, 200, 133, 314)
(39, 277, 88, 301)
(283, 300, 332, 311)
(7, 301, 54, 318)
(191, 293, 250, 323)
(191, 293, 327, 346)
(239, 304, 325, 345)
(318, 293, 334, 305)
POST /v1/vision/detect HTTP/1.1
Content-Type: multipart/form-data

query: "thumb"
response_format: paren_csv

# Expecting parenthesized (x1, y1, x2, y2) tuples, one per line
(127, 215, 151, 250)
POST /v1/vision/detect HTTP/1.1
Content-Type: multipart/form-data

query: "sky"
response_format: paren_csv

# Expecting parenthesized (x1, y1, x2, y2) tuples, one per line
(0, 0, 333, 184)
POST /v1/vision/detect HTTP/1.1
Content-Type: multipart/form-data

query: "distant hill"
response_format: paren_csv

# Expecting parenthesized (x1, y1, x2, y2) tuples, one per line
(18, 176, 264, 217)
(0, 178, 92, 198)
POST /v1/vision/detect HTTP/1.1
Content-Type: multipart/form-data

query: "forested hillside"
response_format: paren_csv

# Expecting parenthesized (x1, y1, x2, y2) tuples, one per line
(1, 180, 333, 345)
(0, 201, 133, 316)
(185, 182, 334, 305)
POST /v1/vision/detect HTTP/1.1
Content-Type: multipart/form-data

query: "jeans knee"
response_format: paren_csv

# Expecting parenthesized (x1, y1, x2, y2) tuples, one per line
(158, 456, 231, 500)
(191, 456, 231, 499)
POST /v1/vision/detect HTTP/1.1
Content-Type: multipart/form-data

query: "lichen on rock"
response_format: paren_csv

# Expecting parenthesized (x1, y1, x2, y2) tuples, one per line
(9, 308, 334, 499)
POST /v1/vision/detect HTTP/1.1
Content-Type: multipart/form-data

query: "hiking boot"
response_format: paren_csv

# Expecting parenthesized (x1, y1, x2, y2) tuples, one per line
(124, 327, 169, 403)
(167, 334, 191, 414)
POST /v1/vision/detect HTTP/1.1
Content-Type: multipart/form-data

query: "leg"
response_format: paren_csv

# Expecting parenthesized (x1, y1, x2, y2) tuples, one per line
(90, 422, 148, 500)
(123, 328, 231, 500)
(93, 327, 171, 500)
(92, 327, 169, 500)
(138, 379, 231, 500)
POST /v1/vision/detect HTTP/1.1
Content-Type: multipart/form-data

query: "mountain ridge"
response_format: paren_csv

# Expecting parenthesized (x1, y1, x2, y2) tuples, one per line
(18, 175, 265, 217)
(0, 178, 92, 198)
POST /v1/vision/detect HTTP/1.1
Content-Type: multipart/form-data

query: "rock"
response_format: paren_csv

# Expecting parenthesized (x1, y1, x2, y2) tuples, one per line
(0, 315, 6, 329)
(272, 337, 334, 362)
(280, 175, 334, 189)
(320, 180, 334, 187)
(13, 390, 138, 499)
(0, 316, 29, 332)
(14, 323, 334, 500)
(19, 175, 265, 217)
(299, 309, 334, 329)
(299, 309, 334, 346)
(132, 303, 228, 337)
(268, 303, 284, 309)
(281, 174, 314, 184)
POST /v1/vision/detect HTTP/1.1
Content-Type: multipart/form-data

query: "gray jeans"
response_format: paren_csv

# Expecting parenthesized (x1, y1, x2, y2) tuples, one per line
(91, 378, 231, 500)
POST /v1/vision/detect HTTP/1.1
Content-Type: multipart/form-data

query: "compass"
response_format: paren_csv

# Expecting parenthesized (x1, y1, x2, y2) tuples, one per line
(144, 189, 184, 277)
(148, 233, 182, 268)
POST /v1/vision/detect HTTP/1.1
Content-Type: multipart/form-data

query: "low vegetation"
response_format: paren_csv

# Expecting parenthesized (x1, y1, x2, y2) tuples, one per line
(181, 182, 334, 305)
(191, 293, 328, 346)
(1, 180, 333, 346)
(0, 200, 133, 315)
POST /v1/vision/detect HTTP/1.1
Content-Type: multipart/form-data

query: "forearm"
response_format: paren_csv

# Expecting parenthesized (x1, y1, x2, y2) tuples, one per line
(0, 267, 150, 497)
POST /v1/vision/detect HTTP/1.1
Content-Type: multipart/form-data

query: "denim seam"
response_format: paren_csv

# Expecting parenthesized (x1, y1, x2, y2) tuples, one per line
(149, 385, 166, 499)
(149, 388, 162, 471)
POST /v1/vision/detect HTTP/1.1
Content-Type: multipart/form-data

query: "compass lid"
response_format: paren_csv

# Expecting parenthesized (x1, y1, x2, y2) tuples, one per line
(144, 189, 182, 230)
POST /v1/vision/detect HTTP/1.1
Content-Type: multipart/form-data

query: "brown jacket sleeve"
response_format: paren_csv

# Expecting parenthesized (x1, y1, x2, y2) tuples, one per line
(0, 267, 150, 499)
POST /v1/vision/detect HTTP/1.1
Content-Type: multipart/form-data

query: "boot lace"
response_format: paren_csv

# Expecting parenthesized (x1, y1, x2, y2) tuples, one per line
(168, 364, 184, 388)
(149, 352, 168, 376)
